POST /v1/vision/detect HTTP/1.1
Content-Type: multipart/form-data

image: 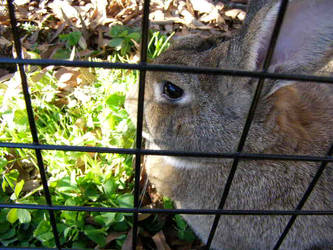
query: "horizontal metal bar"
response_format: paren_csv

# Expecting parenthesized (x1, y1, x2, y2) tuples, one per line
(0, 203, 332, 215)
(2, 248, 77, 250)
(0, 142, 332, 162)
(2, 248, 59, 250)
(0, 58, 332, 84)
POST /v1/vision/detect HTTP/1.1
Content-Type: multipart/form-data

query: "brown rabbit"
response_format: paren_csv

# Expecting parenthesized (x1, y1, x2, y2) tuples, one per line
(126, 0, 333, 249)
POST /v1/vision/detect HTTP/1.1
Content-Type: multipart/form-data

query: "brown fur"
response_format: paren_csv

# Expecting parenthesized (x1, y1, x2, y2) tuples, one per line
(125, 0, 333, 249)
(272, 86, 313, 143)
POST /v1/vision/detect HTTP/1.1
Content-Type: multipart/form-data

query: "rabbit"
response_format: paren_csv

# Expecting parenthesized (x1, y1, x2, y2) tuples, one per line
(125, 0, 333, 249)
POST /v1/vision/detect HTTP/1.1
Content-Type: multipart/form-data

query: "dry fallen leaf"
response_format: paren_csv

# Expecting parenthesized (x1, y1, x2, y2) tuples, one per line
(54, 67, 96, 93)
(30, 65, 55, 83)
(0, 71, 13, 82)
(49, 23, 66, 43)
(152, 231, 171, 250)
(48, 0, 79, 21)
(189, 0, 215, 14)
(199, 9, 224, 24)
(90, 0, 108, 28)
(138, 212, 151, 221)
(225, 9, 246, 21)
(121, 228, 133, 250)
(0, 36, 11, 47)
(13, 0, 30, 6)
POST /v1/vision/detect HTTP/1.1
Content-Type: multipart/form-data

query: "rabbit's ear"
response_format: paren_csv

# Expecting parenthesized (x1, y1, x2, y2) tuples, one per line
(252, 0, 333, 73)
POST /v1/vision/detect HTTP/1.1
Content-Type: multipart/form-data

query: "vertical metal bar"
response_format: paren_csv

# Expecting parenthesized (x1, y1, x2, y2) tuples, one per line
(206, 0, 290, 248)
(273, 144, 333, 250)
(6, 0, 61, 248)
(132, 0, 151, 249)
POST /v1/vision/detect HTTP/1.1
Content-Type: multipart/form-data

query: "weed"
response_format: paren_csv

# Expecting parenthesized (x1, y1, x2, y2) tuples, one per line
(109, 25, 141, 56)
(0, 28, 182, 248)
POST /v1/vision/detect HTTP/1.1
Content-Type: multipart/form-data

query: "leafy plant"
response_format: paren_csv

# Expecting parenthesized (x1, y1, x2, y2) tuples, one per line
(59, 31, 82, 48)
(147, 31, 174, 59)
(55, 31, 85, 59)
(163, 197, 196, 242)
(0, 58, 136, 247)
(0, 27, 177, 248)
(174, 214, 196, 242)
(109, 25, 173, 58)
(109, 25, 141, 56)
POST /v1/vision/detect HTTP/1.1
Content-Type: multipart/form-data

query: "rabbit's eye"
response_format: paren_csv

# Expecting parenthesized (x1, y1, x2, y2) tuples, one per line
(162, 81, 184, 100)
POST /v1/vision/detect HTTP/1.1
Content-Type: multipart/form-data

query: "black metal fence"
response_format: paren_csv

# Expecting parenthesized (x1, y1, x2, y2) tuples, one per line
(0, 0, 332, 249)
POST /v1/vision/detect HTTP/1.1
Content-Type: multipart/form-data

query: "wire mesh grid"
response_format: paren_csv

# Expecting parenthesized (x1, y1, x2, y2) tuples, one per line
(0, 0, 332, 249)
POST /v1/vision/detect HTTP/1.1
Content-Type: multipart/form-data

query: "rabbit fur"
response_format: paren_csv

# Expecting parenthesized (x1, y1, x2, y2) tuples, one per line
(126, 0, 333, 249)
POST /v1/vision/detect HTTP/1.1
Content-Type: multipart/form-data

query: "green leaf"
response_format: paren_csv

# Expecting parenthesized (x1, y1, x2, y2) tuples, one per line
(56, 223, 67, 235)
(94, 212, 115, 227)
(174, 214, 187, 230)
(0, 227, 15, 240)
(106, 92, 125, 108)
(37, 231, 54, 242)
(52, 48, 71, 59)
(72, 240, 87, 248)
(117, 193, 133, 208)
(112, 221, 129, 232)
(1, 180, 7, 193)
(59, 33, 68, 40)
(26, 51, 41, 59)
(0, 236, 18, 246)
(109, 38, 123, 50)
(163, 197, 174, 209)
(7, 208, 18, 224)
(0, 222, 10, 234)
(83, 226, 106, 247)
(64, 226, 79, 241)
(34, 220, 53, 242)
(6, 169, 19, 188)
(110, 25, 125, 37)
(60, 31, 82, 47)
(61, 199, 82, 225)
(0, 157, 8, 171)
(177, 230, 196, 242)
(61, 211, 76, 224)
(68, 31, 82, 46)
(56, 177, 77, 196)
(107, 113, 122, 131)
(174, 214, 196, 242)
(14, 179, 25, 199)
(120, 40, 130, 55)
(17, 209, 31, 224)
(118, 29, 129, 37)
(83, 183, 100, 201)
(13, 109, 28, 126)
(20, 241, 30, 247)
(114, 213, 125, 223)
(128, 32, 141, 42)
(103, 178, 117, 196)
